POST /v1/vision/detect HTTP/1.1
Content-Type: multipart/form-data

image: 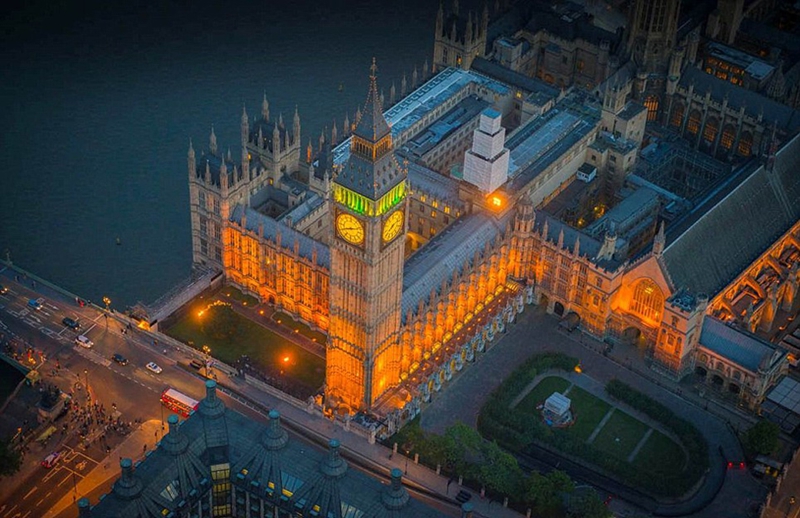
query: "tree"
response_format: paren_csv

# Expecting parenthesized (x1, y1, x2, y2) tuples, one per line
(0, 439, 22, 477)
(566, 491, 612, 518)
(443, 422, 482, 475)
(476, 440, 523, 496)
(744, 420, 780, 456)
(524, 470, 575, 518)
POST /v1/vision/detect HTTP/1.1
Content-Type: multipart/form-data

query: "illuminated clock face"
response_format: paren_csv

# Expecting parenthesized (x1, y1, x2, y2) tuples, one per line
(336, 213, 364, 245)
(382, 210, 404, 243)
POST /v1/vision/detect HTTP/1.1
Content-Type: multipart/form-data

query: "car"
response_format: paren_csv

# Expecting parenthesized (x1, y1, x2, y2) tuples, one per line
(189, 359, 204, 370)
(28, 299, 43, 310)
(75, 335, 93, 348)
(112, 354, 128, 366)
(0, 285, 8, 294)
(62, 317, 80, 330)
(146, 362, 162, 374)
(41, 451, 61, 468)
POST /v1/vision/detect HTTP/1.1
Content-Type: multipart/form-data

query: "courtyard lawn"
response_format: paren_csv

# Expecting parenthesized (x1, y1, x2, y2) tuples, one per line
(592, 409, 651, 460)
(166, 303, 324, 389)
(515, 376, 571, 415)
(633, 430, 686, 473)
(566, 386, 611, 441)
(273, 311, 327, 345)
(219, 285, 259, 308)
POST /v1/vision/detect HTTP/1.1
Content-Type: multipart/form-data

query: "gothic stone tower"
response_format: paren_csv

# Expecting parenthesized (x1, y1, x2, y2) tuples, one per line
(627, 0, 681, 76)
(326, 60, 408, 412)
(433, 0, 489, 71)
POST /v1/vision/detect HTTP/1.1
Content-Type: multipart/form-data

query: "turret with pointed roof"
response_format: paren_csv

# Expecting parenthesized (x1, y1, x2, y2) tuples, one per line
(335, 58, 405, 201)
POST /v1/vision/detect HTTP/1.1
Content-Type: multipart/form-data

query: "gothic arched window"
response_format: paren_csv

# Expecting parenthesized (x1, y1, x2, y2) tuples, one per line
(644, 95, 659, 121)
(687, 110, 701, 135)
(738, 131, 753, 156)
(630, 279, 664, 324)
(670, 103, 684, 127)
(703, 118, 718, 143)
(720, 125, 736, 150)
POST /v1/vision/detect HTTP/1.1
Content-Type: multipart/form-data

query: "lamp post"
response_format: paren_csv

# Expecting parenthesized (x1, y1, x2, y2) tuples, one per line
(102, 296, 111, 329)
(84, 369, 90, 406)
(202, 345, 211, 378)
(403, 444, 410, 475)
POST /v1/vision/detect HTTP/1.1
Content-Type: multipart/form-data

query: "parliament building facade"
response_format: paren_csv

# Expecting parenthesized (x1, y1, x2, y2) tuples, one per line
(188, 0, 799, 420)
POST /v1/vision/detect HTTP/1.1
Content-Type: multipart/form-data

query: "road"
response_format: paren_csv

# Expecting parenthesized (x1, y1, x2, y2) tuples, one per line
(0, 271, 213, 518)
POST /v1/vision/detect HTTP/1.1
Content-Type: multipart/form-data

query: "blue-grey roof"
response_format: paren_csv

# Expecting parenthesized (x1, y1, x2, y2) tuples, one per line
(402, 211, 512, 317)
(700, 317, 781, 372)
(471, 57, 560, 99)
(678, 66, 800, 132)
(523, 3, 623, 50)
(407, 161, 463, 208)
(277, 193, 325, 226)
(586, 187, 659, 237)
(230, 205, 330, 268)
(334, 67, 509, 167)
(400, 95, 489, 159)
(663, 133, 800, 297)
(507, 107, 598, 191)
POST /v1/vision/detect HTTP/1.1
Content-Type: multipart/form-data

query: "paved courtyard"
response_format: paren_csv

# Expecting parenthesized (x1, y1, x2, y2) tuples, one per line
(420, 304, 768, 518)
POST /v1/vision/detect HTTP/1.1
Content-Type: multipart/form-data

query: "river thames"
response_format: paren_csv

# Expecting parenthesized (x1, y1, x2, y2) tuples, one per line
(1, 0, 474, 308)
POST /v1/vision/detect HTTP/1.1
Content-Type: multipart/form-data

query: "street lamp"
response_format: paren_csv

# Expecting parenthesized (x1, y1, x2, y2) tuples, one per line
(202, 345, 212, 378)
(103, 296, 111, 311)
(403, 444, 410, 475)
(84, 369, 90, 405)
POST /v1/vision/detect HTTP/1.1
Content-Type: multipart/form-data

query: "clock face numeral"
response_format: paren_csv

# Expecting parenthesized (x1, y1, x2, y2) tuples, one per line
(336, 213, 365, 245)
(382, 210, 404, 243)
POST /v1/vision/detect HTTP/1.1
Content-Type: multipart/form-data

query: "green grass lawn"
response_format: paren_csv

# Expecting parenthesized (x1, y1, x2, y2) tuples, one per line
(633, 430, 686, 473)
(166, 303, 324, 389)
(566, 386, 611, 441)
(515, 376, 571, 414)
(273, 311, 327, 345)
(592, 410, 650, 460)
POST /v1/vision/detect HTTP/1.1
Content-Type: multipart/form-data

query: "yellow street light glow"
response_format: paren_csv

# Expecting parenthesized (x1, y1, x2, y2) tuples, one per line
(283, 356, 290, 363)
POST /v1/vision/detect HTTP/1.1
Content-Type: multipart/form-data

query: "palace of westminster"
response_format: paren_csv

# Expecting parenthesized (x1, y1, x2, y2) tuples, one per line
(186, 0, 800, 423)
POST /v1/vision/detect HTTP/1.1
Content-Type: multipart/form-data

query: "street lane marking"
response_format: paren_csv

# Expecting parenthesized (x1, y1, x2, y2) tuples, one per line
(22, 487, 37, 500)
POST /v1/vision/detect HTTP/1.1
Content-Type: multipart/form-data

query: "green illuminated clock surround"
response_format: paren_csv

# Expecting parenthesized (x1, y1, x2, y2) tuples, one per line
(333, 182, 406, 217)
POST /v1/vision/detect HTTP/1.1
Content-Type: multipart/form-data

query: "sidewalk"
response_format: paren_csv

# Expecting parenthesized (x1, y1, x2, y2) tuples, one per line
(45, 420, 162, 518)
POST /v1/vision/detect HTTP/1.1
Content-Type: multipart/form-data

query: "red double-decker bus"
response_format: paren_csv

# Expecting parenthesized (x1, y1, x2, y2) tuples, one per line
(160, 388, 199, 417)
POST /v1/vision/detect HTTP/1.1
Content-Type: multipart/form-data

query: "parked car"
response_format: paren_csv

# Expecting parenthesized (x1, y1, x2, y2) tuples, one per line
(41, 451, 61, 468)
(146, 362, 162, 374)
(112, 354, 128, 366)
(28, 299, 43, 310)
(62, 317, 80, 330)
(75, 335, 93, 348)
(189, 359, 204, 370)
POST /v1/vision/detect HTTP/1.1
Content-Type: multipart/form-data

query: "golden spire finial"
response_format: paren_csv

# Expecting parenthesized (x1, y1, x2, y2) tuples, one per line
(370, 57, 378, 80)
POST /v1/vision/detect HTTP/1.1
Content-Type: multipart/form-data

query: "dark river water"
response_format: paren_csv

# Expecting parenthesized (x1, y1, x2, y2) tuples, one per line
(0, 0, 470, 308)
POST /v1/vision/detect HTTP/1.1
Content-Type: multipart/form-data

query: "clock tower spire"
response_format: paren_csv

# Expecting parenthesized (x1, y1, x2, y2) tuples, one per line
(326, 58, 408, 412)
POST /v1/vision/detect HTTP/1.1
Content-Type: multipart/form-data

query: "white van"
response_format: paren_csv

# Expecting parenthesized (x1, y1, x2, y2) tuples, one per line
(75, 335, 93, 348)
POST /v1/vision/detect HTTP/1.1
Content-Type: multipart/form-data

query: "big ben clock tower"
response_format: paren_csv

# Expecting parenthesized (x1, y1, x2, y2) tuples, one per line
(326, 59, 408, 412)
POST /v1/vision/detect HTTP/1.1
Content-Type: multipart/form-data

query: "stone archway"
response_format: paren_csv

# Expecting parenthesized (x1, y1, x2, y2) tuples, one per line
(695, 366, 707, 378)
(711, 374, 724, 387)
(553, 302, 565, 317)
(538, 294, 550, 313)
(728, 383, 740, 395)
(621, 326, 647, 350)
